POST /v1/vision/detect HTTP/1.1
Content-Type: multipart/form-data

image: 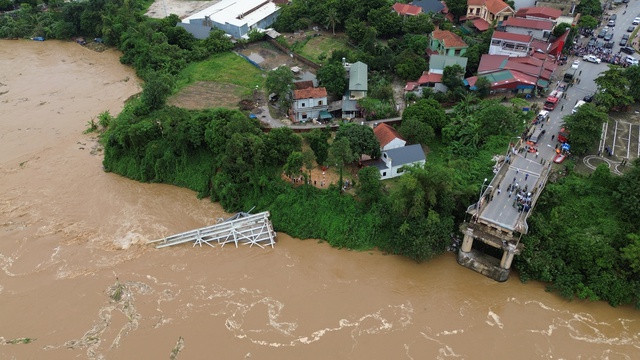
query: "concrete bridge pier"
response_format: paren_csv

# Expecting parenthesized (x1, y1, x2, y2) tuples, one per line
(500, 245, 516, 270)
(460, 228, 474, 252)
(457, 223, 522, 282)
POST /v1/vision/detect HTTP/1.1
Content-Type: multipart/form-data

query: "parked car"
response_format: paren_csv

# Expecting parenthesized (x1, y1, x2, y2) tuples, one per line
(611, 14, 617, 21)
(604, 33, 614, 41)
(608, 20, 615, 27)
(583, 54, 602, 64)
(623, 34, 630, 40)
(598, 29, 607, 38)
(620, 39, 627, 46)
(571, 60, 580, 69)
(605, 41, 614, 48)
(584, 94, 594, 103)
(621, 46, 636, 55)
(628, 26, 636, 32)
(633, 17, 640, 25)
(626, 56, 639, 66)
(588, 38, 597, 46)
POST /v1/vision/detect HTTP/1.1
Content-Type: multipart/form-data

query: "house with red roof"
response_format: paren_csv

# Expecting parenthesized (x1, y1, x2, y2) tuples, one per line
(292, 87, 329, 123)
(489, 31, 532, 57)
(502, 17, 554, 41)
(392, 2, 423, 16)
(428, 29, 468, 57)
(465, 53, 558, 93)
(465, 0, 514, 29)
(373, 123, 407, 151)
(514, 7, 562, 21)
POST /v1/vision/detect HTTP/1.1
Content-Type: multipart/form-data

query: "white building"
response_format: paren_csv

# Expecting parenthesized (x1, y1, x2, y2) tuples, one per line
(374, 144, 426, 180)
(179, 0, 282, 39)
(489, 31, 532, 57)
(292, 87, 329, 123)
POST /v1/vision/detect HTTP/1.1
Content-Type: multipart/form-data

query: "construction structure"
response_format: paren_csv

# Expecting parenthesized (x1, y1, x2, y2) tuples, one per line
(458, 138, 552, 281)
(151, 211, 276, 249)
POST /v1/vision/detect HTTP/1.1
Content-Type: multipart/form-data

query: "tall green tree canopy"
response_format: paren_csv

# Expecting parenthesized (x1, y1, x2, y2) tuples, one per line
(562, 103, 608, 155)
(335, 123, 381, 160)
(317, 61, 348, 97)
(266, 66, 294, 111)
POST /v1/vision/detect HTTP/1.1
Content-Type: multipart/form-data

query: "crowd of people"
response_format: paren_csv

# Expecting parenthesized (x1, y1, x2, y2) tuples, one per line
(569, 43, 628, 65)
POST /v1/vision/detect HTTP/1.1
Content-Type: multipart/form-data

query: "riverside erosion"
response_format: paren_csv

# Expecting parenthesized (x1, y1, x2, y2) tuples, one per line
(1, 40, 639, 359)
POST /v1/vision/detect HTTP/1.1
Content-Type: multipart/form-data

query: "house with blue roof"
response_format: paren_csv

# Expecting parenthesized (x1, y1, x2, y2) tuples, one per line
(370, 144, 427, 180)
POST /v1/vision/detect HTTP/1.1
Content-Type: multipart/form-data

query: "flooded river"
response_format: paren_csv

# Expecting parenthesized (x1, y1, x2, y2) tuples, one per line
(0, 40, 638, 359)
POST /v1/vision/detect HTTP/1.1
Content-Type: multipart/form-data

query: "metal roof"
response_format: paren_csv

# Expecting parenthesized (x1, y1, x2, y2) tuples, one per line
(349, 61, 368, 91)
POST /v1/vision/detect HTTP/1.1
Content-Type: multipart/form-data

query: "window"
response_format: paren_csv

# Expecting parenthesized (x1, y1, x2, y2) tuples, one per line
(318, 100, 323, 105)
(398, 168, 404, 174)
(302, 114, 307, 119)
(382, 172, 387, 177)
(383, 153, 387, 158)
(301, 102, 306, 107)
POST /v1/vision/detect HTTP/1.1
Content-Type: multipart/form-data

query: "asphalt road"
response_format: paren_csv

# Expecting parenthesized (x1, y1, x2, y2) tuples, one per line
(475, 2, 640, 231)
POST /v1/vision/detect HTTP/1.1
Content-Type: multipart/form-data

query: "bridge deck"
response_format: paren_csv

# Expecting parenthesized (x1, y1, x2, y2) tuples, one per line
(150, 211, 276, 249)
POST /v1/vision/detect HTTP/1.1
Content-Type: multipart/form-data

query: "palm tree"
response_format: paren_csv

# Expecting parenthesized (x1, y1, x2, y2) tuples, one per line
(326, 8, 339, 35)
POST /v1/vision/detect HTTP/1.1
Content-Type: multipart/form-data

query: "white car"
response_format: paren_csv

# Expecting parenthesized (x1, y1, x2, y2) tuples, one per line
(571, 60, 580, 69)
(583, 55, 602, 64)
(633, 17, 640, 25)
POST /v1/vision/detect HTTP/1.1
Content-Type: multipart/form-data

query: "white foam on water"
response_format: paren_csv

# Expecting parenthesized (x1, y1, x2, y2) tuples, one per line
(486, 310, 504, 329)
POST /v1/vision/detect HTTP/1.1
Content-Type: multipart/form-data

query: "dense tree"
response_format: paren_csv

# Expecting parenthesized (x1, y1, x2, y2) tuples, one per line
(444, 0, 468, 21)
(621, 233, 640, 274)
(474, 76, 491, 98)
(325, 8, 340, 35)
(624, 65, 640, 102)
(577, 0, 603, 18)
(399, 118, 435, 145)
(263, 127, 302, 167)
(578, 15, 598, 30)
(345, 18, 368, 45)
(140, 71, 174, 113)
(594, 66, 634, 111)
(474, 100, 520, 138)
(614, 158, 640, 224)
(442, 64, 465, 93)
(562, 103, 608, 155)
(394, 50, 426, 80)
(316, 61, 348, 97)
(283, 152, 304, 178)
(302, 128, 331, 166)
(335, 123, 381, 160)
(266, 66, 294, 112)
(328, 137, 358, 190)
(357, 97, 398, 120)
(356, 166, 382, 207)
(402, 13, 435, 34)
(552, 23, 571, 38)
(367, 7, 402, 38)
(401, 98, 448, 134)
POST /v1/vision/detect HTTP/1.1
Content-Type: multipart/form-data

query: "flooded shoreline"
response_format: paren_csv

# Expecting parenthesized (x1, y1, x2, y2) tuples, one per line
(1, 40, 639, 359)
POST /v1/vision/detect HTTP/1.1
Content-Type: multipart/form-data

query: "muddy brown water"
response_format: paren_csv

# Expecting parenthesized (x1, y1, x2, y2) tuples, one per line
(1, 40, 639, 359)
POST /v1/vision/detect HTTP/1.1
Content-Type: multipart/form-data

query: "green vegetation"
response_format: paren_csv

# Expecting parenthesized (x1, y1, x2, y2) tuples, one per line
(298, 35, 353, 63)
(517, 161, 640, 308)
(176, 52, 264, 93)
(5, 0, 639, 309)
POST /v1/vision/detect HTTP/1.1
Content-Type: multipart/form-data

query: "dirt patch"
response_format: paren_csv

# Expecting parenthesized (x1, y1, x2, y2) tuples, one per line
(167, 81, 246, 109)
(237, 42, 313, 73)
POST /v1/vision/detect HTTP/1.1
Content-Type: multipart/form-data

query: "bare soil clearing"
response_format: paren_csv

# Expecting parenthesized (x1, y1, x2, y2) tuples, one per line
(167, 81, 244, 109)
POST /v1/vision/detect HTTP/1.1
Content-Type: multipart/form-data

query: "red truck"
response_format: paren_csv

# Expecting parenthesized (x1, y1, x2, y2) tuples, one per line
(543, 90, 563, 111)
(557, 128, 569, 143)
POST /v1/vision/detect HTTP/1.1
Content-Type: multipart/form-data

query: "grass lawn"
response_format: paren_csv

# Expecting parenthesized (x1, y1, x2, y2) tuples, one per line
(298, 34, 353, 63)
(175, 52, 265, 95)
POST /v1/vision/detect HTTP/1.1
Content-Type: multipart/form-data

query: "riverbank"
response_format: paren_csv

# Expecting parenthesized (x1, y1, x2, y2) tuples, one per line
(1, 40, 639, 359)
